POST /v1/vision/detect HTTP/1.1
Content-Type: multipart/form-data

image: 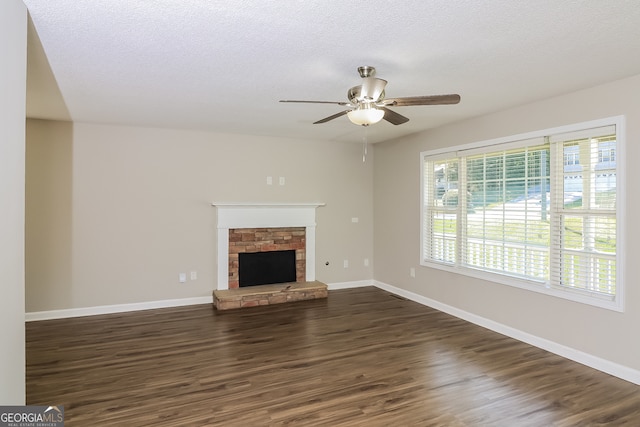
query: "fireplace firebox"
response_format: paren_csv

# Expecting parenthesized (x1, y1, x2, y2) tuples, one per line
(238, 250, 296, 287)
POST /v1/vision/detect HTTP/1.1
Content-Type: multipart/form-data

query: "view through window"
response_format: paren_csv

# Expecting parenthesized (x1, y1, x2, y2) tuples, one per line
(421, 117, 623, 310)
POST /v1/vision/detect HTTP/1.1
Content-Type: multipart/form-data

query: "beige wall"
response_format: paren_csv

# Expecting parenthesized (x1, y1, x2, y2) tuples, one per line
(374, 73, 640, 372)
(25, 121, 374, 312)
(1, 0, 27, 404)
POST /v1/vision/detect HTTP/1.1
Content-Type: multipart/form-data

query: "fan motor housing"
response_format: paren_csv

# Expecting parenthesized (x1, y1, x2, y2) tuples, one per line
(348, 78, 387, 104)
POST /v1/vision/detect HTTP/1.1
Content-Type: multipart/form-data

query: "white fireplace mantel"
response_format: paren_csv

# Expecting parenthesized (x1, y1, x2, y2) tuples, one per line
(211, 202, 325, 290)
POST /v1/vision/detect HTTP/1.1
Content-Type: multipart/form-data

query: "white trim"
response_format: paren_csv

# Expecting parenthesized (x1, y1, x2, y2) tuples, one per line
(211, 202, 325, 229)
(305, 226, 317, 281)
(614, 116, 626, 312)
(211, 202, 325, 290)
(548, 125, 617, 143)
(327, 280, 374, 290)
(24, 281, 370, 321)
(420, 260, 623, 312)
(212, 202, 324, 207)
(373, 280, 640, 386)
(457, 136, 546, 157)
(420, 115, 624, 157)
(25, 296, 213, 322)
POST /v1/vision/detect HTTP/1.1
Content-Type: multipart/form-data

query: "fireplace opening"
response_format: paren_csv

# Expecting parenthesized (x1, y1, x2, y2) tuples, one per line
(238, 250, 297, 287)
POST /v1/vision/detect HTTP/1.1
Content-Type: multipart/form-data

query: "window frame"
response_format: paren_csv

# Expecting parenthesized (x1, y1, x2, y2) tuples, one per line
(420, 116, 625, 312)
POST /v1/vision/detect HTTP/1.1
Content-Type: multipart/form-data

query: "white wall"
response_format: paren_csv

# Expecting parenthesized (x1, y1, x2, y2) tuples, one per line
(374, 74, 640, 376)
(0, 0, 27, 404)
(25, 121, 374, 312)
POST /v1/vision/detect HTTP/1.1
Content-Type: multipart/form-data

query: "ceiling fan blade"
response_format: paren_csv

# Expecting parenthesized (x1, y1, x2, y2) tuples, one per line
(280, 100, 351, 106)
(383, 94, 461, 107)
(381, 107, 410, 125)
(313, 110, 350, 124)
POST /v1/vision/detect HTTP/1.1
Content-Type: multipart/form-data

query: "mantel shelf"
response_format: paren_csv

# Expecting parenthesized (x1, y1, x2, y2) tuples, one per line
(211, 202, 325, 208)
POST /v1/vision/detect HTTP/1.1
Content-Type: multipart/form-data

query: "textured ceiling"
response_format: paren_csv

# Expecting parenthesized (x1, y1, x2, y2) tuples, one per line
(23, 0, 640, 144)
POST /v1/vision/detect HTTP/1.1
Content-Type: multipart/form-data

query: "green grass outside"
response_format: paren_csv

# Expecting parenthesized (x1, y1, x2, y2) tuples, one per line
(431, 214, 615, 252)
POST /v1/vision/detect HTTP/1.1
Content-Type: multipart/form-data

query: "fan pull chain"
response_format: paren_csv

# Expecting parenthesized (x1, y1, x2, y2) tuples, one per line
(362, 126, 369, 163)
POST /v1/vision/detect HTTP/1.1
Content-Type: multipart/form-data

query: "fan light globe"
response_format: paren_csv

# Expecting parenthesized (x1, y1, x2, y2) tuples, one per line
(347, 108, 385, 126)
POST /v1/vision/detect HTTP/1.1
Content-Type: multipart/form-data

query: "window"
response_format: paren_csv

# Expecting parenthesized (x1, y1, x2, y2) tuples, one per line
(421, 117, 624, 311)
(564, 149, 580, 166)
(598, 144, 616, 164)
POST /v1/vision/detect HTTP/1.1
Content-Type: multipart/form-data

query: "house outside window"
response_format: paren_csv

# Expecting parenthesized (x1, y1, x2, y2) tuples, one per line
(598, 143, 616, 164)
(421, 117, 624, 311)
(564, 149, 580, 166)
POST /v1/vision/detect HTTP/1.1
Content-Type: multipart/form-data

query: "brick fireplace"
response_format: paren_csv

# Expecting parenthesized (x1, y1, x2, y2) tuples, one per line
(211, 203, 324, 291)
(211, 203, 326, 310)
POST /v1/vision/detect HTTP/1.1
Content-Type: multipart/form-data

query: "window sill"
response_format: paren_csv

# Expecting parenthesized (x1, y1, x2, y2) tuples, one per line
(420, 260, 623, 312)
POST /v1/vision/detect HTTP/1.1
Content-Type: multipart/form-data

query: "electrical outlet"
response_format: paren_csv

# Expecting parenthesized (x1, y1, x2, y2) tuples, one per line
(343, 260, 349, 268)
(190, 271, 197, 280)
(266, 176, 273, 185)
(279, 176, 285, 186)
(364, 258, 369, 267)
(410, 267, 416, 278)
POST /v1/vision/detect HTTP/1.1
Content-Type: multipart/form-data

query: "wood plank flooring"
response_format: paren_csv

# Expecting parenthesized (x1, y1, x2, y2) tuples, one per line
(26, 287, 640, 426)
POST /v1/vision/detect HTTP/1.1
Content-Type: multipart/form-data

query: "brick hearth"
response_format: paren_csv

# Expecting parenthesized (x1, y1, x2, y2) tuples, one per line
(213, 281, 328, 310)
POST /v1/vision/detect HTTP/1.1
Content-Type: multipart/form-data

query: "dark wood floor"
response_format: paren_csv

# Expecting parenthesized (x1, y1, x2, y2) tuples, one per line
(27, 287, 639, 426)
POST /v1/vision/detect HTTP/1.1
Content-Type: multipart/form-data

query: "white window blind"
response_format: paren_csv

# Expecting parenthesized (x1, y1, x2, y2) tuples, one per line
(550, 130, 617, 298)
(461, 143, 551, 281)
(423, 157, 459, 264)
(422, 119, 622, 310)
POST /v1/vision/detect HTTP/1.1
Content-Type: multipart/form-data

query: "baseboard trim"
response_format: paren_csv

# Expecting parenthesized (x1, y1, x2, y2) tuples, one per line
(373, 280, 640, 385)
(25, 296, 213, 322)
(327, 280, 374, 290)
(24, 282, 375, 321)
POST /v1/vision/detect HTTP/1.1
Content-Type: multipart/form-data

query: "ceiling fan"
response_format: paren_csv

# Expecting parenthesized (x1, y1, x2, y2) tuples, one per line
(280, 66, 460, 126)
